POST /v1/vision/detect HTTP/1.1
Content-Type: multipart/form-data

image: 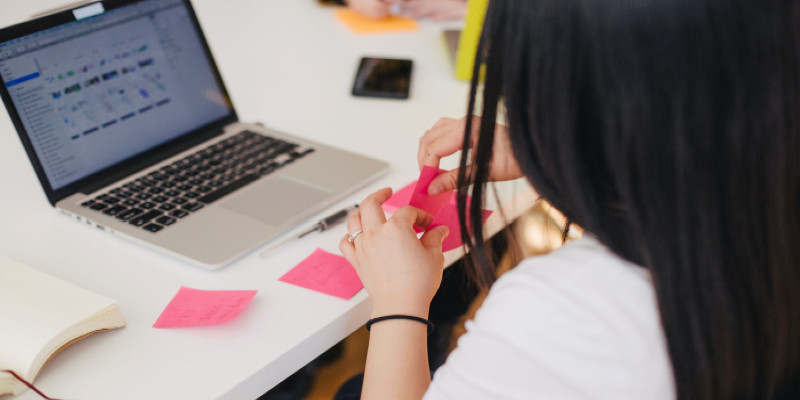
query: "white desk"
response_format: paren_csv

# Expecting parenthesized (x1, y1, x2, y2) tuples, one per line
(0, 1, 534, 399)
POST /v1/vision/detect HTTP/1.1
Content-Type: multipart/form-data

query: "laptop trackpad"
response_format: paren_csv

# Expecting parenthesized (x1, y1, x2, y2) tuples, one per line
(220, 176, 332, 226)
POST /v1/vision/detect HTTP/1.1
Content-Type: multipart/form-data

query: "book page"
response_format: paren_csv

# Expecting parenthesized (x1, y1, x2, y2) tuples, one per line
(0, 254, 118, 379)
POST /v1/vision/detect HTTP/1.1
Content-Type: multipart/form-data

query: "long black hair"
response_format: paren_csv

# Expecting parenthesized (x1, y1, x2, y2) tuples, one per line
(457, 0, 800, 398)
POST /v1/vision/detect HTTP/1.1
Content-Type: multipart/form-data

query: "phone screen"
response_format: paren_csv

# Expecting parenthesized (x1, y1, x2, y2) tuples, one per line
(352, 57, 413, 99)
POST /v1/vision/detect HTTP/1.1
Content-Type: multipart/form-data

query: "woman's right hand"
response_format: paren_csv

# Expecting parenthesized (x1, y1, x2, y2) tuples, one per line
(417, 116, 523, 195)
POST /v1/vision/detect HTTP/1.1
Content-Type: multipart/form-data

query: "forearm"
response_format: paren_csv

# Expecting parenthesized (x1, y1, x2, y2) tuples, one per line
(362, 317, 431, 399)
(338, 189, 449, 399)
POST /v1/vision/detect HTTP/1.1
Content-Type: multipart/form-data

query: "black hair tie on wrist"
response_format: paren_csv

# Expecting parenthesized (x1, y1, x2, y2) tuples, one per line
(366, 315, 434, 334)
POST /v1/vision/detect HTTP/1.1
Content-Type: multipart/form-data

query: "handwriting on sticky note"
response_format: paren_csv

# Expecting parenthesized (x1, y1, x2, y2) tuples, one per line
(153, 287, 257, 329)
(334, 9, 418, 34)
(279, 248, 363, 300)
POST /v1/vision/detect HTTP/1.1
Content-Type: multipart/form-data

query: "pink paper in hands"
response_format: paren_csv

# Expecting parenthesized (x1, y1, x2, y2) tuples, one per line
(381, 181, 415, 214)
(429, 194, 493, 251)
(279, 248, 363, 300)
(409, 166, 452, 217)
(153, 286, 257, 329)
(384, 167, 493, 251)
(408, 166, 451, 233)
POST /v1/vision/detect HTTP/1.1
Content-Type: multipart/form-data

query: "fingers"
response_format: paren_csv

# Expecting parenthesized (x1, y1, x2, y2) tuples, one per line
(339, 233, 356, 264)
(428, 168, 460, 195)
(417, 118, 464, 168)
(340, 208, 362, 261)
(418, 118, 468, 169)
(417, 117, 457, 169)
(422, 129, 465, 167)
(404, 0, 466, 21)
(392, 206, 434, 231)
(347, 0, 391, 18)
(406, 2, 437, 18)
(420, 225, 449, 249)
(346, 208, 363, 237)
(359, 187, 392, 230)
(418, 116, 484, 171)
(432, 116, 456, 129)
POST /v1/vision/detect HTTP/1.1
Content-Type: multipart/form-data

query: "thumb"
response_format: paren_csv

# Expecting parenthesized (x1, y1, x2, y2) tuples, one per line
(420, 225, 449, 249)
(428, 169, 459, 195)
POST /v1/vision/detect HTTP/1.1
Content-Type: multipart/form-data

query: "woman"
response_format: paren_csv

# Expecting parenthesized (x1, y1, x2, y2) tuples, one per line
(339, 0, 800, 398)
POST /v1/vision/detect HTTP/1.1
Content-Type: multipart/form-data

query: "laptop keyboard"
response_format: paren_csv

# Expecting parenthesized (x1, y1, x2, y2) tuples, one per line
(80, 130, 314, 233)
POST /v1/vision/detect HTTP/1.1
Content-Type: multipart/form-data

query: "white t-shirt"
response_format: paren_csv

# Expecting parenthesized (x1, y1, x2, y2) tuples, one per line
(424, 236, 676, 399)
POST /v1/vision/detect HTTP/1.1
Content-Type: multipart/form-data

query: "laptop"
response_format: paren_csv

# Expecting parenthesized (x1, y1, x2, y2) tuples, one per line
(0, 0, 388, 269)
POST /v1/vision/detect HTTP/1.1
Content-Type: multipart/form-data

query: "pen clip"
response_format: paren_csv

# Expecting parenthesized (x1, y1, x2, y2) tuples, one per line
(259, 204, 358, 259)
(320, 209, 349, 230)
(318, 204, 359, 231)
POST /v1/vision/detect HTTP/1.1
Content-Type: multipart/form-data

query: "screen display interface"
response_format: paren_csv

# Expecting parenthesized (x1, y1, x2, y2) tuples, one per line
(0, 0, 232, 190)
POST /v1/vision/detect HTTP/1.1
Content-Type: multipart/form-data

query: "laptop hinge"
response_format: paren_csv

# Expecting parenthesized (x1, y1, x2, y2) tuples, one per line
(31, 0, 101, 19)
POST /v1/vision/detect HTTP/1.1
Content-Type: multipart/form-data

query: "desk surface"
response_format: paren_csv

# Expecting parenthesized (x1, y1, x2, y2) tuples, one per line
(0, 1, 533, 399)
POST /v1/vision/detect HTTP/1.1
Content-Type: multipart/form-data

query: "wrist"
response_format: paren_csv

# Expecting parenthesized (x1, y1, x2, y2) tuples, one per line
(370, 300, 430, 320)
(366, 314, 434, 334)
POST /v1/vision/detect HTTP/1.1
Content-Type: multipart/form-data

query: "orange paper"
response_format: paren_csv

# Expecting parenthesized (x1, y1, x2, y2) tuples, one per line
(334, 9, 418, 34)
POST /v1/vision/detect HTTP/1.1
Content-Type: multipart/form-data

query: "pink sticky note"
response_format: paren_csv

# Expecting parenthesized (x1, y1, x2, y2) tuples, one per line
(153, 287, 257, 329)
(409, 166, 451, 217)
(379, 167, 494, 250)
(279, 248, 363, 300)
(428, 195, 493, 252)
(382, 181, 416, 214)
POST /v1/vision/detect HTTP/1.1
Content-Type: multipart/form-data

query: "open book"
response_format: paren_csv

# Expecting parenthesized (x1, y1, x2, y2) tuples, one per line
(0, 254, 126, 396)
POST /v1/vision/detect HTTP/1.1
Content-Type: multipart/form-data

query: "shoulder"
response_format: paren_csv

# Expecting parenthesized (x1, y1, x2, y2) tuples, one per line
(425, 236, 675, 400)
(481, 235, 658, 333)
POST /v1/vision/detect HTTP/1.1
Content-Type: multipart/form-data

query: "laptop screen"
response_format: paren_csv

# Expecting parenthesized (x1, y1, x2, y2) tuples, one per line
(0, 0, 232, 191)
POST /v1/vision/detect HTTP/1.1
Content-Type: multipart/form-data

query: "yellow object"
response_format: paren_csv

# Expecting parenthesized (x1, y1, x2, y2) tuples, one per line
(455, 0, 489, 81)
(334, 9, 418, 34)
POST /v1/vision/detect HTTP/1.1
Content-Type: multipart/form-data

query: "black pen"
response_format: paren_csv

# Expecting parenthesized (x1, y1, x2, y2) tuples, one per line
(259, 204, 359, 258)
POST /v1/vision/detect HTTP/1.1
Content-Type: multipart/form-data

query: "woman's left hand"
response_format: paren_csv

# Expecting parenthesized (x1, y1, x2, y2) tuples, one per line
(339, 187, 450, 318)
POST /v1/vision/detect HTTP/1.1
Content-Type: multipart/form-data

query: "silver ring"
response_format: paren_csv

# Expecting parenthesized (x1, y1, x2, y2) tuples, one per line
(347, 230, 363, 243)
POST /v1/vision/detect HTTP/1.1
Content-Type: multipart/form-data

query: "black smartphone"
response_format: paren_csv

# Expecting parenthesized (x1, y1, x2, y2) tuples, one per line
(318, 0, 346, 5)
(352, 57, 413, 99)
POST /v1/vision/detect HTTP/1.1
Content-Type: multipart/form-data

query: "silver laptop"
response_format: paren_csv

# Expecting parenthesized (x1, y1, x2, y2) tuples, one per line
(0, 0, 388, 269)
